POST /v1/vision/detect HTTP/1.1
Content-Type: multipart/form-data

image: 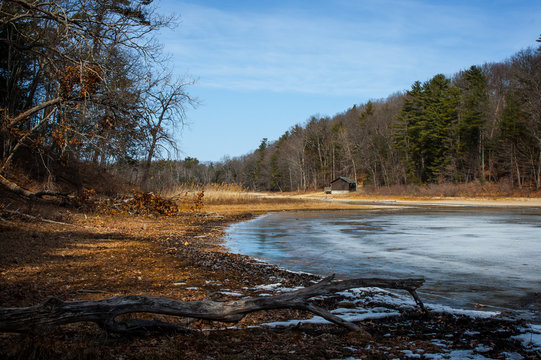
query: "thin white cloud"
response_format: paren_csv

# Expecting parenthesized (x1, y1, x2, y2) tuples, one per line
(160, 0, 540, 98)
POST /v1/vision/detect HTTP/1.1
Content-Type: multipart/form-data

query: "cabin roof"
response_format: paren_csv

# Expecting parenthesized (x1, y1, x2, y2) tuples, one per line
(331, 176, 356, 184)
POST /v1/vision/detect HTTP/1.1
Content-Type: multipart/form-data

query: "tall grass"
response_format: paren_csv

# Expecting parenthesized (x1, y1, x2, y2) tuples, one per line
(164, 183, 313, 207)
(161, 180, 540, 205)
(164, 183, 260, 205)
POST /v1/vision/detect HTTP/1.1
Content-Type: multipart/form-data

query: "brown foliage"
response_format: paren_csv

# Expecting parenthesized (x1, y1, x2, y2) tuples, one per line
(187, 190, 205, 212)
(125, 191, 182, 216)
(86, 190, 206, 217)
(59, 65, 102, 100)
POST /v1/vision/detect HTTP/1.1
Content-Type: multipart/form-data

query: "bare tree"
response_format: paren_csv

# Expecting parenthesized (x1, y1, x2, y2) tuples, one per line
(139, 73, 196, 184)
(510, 48, 541, 189)
(0, 0, 176, 195)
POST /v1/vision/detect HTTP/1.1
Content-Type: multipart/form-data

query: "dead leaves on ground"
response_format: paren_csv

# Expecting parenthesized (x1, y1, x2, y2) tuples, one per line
(76, 189, 205, 217)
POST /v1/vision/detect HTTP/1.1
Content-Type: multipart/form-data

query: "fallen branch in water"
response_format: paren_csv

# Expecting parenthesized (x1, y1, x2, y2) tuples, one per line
(0, 276, 424, 336)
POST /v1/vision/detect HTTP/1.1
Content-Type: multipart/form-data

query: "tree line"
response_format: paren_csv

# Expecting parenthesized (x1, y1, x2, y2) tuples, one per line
(0, 0, 194, 193)
(175, 39, 540, 192)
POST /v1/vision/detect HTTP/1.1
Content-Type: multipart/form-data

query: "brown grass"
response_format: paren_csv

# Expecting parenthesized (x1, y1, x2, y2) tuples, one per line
(356, 180, 541, 198)
(162, 183, 378, 214)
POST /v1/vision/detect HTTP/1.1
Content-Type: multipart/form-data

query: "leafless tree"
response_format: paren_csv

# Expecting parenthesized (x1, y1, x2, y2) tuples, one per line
(0, 0, 186, 195)
(139, 73, 196, 184)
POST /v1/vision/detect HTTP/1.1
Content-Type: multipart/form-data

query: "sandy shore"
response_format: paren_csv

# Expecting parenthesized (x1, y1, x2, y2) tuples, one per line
(261, 192, 541, 208)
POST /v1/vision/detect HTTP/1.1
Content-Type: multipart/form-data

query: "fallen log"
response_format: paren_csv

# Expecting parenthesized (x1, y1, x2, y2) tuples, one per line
(0, 276, 424, 336)
(0, 174, 69, 201)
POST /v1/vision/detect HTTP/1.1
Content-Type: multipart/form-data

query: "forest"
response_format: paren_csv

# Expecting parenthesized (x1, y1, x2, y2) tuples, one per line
(176, 42, 541, 193)
(1, 0, 540, 196)
(122, 40, 541, 194)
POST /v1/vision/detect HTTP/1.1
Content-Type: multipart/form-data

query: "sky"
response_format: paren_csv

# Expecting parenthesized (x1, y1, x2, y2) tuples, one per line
(156, 0, 541, 163)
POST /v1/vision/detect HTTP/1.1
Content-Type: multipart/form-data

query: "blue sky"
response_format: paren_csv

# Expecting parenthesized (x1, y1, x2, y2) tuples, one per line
(157, 0, 541, 162)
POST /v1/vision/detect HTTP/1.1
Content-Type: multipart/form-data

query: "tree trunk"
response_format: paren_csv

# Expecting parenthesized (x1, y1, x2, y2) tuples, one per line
(0, 174, 67, 200)
(7, 96, 62, 128)
(480, 132, 485, 182)
(537, 151, 541, 190)
(142, 138, 157, 184)
(0, 276, 425, 335)
(514, 152, 522, 189)
(1, 108, 57, 174)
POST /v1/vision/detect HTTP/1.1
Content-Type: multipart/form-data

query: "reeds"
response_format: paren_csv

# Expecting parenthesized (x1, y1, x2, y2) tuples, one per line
(165, 183, 259, 205)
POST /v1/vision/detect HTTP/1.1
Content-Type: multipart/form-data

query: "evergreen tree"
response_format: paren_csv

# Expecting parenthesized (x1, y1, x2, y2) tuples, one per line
(393, 82, 423, 182)
(269, 149, 282, 191)
(396, 75, 459, 183)
(456, 65, 489, 181)
(251, 138, 268, 190)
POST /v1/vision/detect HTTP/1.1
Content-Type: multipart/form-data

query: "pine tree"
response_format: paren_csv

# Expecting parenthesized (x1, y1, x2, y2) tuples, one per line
(395, 75, 459, 183)
(456, 66, 489, 181)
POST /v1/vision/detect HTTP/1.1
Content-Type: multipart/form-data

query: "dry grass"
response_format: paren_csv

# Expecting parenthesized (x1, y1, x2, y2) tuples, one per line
(165, 184, 339, 212)
(164, 183, 256, 205)
(166, 184, 377, 214)
(204, 200, 372, 215)
(162, 181, 541, 210)
(355, 180, 541, 198)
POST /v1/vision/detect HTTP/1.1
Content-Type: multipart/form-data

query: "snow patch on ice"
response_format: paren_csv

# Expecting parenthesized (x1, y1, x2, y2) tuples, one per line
(343, 286, 502, 319)
(424, 349, 495, 359)
(427, 303, 499, 319)
(513, 324, 541, 351)
(251, 283, 305, 293)
(500, 353, 524, 360)
(219, 291, 244, 297)
(401, 349, 421, 358)
(261, 307, 400, 328)
(474, 344, 492, 353)
(253, 282, 282, 291)
(430, 339, 449, 348)
(276, 286, 305, 293)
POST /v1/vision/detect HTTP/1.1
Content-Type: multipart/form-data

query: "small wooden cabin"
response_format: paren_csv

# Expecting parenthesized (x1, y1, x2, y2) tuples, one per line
(330, 176, 357, 193)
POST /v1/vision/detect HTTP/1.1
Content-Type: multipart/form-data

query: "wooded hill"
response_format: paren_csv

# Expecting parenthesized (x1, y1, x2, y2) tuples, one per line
(199, 41, 540, 192)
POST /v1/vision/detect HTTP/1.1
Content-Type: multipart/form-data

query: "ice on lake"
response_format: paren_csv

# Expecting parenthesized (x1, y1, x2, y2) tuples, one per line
(226, 207, 541, 321)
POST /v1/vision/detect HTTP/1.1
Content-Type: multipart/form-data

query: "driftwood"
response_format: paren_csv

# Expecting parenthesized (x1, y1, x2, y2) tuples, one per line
(0, 276, 424, 336)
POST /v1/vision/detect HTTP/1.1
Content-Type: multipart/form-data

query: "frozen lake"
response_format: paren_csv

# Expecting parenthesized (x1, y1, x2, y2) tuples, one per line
(226, 207, 541, 321)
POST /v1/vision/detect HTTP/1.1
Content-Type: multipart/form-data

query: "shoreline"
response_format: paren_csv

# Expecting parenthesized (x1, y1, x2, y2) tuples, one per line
(268, 192, 541, 208)
(203, 194, 541, 218)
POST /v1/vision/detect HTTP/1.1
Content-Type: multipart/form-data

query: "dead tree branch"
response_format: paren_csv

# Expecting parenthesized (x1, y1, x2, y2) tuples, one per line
(0, 175, 69, 201)
(0, 276, 425, 336)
